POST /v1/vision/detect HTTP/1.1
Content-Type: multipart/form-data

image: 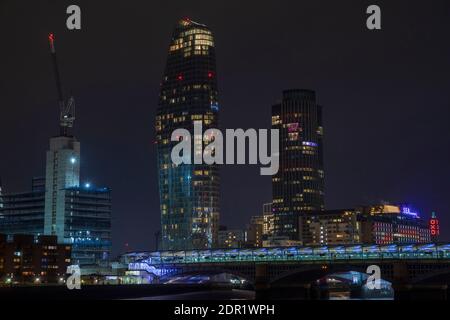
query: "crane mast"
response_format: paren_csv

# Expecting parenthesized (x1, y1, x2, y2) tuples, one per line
(48, 33, 75, 136)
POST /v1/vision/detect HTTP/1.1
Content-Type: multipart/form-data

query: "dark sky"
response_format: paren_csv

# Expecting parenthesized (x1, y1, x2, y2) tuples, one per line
(1, 0, 449, 256)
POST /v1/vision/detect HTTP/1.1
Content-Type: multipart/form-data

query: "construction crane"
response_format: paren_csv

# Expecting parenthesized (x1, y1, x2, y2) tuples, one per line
(48, 33, 75, 136)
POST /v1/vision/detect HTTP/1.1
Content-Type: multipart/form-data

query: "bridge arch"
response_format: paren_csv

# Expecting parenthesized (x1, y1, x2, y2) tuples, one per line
(270, 264, 368, 285)
(163, 266, 255, 285)
(412, 267, 450, 285)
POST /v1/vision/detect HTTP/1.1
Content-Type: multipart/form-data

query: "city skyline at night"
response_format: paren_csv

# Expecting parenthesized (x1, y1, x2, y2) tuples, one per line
(1, 1, 449, 258)
(1, 1, 450, 306)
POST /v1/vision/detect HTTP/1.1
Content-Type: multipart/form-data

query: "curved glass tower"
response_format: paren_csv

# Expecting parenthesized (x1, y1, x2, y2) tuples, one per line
(156, 19, 220, 250)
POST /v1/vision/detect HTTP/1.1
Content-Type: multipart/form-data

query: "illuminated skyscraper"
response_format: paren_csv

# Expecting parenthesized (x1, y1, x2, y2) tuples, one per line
(272, 90, 325, 242)
(156, 19, 220, 250)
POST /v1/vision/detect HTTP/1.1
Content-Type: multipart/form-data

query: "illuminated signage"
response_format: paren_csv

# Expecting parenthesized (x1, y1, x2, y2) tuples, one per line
(401, 206, 419, 218)
(287, 123, 299, 133)
(429, 212, 440, 237)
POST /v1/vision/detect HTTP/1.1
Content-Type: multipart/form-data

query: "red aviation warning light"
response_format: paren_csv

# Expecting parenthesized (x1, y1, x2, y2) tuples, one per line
(429, 212, 440, 238)
(48, 33, 55, 53)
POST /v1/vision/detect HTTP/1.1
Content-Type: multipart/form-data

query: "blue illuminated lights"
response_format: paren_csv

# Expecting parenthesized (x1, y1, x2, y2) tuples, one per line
(123, 243, 450, 267)
(70, 157, 76, 164)
(84, 182, 91, 188)
(302, 141, 318, 147)
(210, 102, 219, 111)
(401, 206, 419, 218)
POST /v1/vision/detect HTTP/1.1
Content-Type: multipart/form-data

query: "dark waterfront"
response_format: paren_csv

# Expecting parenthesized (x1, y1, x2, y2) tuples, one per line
(132, 289, 255, 300)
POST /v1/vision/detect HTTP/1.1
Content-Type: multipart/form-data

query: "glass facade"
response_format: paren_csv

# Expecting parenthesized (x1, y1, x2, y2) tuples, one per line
(0, 190, 45, 236)
(272, 90, 325, 242)
(0, 177, 46, 236)
(64, 187, 112, 266)
(156, 19, 220, 250)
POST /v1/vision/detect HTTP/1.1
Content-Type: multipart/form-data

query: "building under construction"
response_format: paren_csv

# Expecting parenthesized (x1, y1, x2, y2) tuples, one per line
(0, 34, 112, 267)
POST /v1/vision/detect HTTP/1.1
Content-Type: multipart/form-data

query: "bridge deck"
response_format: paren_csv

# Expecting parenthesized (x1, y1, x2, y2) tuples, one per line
(126, 243, 450, 266)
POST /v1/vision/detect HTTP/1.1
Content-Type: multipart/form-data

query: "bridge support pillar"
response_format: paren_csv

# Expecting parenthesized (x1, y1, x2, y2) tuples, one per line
(391, 262, 449, 300)
(255, 263, 270, 300)
(394, 285, 448, 300)
(392, 262, 410, 285)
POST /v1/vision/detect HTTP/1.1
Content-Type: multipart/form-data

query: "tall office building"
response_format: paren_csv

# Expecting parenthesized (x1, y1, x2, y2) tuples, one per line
(156, 18, 220, 250)
(272, 90, 325, 242)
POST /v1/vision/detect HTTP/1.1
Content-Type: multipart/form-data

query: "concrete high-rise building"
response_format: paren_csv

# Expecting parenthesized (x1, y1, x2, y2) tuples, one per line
(156, 18, 220, 250)
(272, 90, 325, 242)
(44, 136, 80, 238)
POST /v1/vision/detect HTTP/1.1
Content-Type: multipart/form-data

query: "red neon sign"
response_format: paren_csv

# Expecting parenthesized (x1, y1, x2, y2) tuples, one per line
(429, 218, 440, 236)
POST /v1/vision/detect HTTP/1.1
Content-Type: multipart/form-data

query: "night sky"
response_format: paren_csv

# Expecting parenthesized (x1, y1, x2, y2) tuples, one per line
(1, 0, 449, 256)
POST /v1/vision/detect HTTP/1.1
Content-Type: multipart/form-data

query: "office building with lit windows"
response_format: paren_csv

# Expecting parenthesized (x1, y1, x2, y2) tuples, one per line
(246, 216, 264, 248)
(0, 178, 45, 236)
(358, 204, 431, 244)
(262, 202, 275, 237)
(0, 179, 111, 266)
(0, 234, 71, 284)
(303, 209, 360, 245)
(217, 227, 245, 249)
(0, 116, 111, 267)
(64, 186, 112, 266)
(272, 89, 325, 243)
(156, 18, 220, 250)
(41, 131, 111, 265)
(303, 204, 431, 246)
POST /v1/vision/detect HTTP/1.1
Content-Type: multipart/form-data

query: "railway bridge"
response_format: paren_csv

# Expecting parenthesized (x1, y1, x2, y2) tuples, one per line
(124, 243, 450, 299)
